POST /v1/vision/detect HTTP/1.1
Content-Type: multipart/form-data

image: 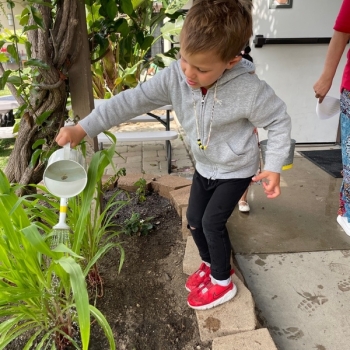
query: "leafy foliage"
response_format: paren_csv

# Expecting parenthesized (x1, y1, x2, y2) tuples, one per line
(0, 170, 93, 350)
(86, 0, 186, 97)
(123, 212, 154, 236)
(134, 177, 147, 203)
(0, 140, 129, 349)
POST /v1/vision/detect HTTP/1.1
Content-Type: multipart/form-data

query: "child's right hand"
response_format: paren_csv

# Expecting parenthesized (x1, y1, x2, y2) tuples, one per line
(252, 170, 281, 199)
(56, 124, 87, 148)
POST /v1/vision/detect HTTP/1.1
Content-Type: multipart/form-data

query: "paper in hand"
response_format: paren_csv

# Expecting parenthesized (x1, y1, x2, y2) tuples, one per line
(316, 96, 340, 120)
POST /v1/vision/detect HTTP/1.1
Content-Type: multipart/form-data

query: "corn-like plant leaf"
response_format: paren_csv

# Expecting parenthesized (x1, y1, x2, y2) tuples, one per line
(52, 243, 84, 259)
(89, 305, 116, 350)
(0, 177, 17, 195)
(22, 224, 57, 259)
(73, 142, 116, 252)
(0, 319, 37, 350)
(22, 329, 48, 350)
(0, 288, 41, 304)
(33, 331, 54, 350)
(59, 257, 90, 350)
(83, 242, 124, 276)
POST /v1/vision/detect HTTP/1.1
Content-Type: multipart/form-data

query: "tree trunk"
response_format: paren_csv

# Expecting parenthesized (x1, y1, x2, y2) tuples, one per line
(5, 0, 81, 194)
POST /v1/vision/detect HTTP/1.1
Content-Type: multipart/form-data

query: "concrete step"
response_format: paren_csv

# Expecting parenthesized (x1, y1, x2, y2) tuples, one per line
(151, 174, 192, 200)
(212, 328, 278, 350)
(169, 185, 191, 217)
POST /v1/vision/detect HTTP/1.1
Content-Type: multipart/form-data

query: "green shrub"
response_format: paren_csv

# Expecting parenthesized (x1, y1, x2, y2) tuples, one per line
(123, 212, 153, 236)
(0, 137, 126, 349)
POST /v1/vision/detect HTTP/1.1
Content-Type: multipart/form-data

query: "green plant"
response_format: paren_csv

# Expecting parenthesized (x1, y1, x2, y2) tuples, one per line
(86, 0, 186, 98)
(0, 169, 115, 350)
(0, 136, 130, 348)
(134, 177, 147, 203)
(26, 134, 129, 299)
(102, 167, 126, 192)
(123, 212, 153, 236)
(67, 135, 129, 298)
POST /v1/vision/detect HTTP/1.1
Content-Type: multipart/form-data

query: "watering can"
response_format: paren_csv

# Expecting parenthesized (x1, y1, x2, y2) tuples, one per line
(43, 143, 87, 198)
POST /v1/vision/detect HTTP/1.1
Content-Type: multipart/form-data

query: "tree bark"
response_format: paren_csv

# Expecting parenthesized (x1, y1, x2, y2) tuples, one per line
(5, 0, 81, 194)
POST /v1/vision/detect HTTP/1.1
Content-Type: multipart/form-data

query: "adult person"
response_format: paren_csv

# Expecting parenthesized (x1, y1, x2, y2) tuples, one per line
(313, 0, 350, 235)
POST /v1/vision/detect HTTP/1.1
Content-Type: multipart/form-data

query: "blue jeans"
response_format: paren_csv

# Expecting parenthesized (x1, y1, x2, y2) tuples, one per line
(340, 89, 350, 221)
(186, 170, 252, 280)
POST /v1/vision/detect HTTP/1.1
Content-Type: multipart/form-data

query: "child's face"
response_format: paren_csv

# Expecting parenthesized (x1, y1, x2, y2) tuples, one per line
(180, 49, 241, 90)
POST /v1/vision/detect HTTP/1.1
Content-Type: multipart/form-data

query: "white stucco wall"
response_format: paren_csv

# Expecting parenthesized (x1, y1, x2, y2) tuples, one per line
(0, 5, 24, 33)
(253, 0, 342, 38)
(252, 0, 348, 143)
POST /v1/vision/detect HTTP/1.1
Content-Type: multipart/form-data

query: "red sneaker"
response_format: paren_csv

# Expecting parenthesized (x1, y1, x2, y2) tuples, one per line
(187, 280, 237, 310)
(185, 262, 211, 292)
(190, 268, 235, 295)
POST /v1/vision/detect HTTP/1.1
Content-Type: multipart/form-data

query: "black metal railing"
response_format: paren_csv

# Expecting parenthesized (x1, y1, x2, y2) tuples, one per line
(253, 35, 332, 48)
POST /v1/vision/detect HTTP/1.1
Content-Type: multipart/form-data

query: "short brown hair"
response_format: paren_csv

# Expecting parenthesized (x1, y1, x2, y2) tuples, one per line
(180, 0, 253, 62)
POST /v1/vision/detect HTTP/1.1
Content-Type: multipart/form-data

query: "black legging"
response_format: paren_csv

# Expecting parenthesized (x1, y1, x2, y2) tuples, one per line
(186, 170, 252, 280)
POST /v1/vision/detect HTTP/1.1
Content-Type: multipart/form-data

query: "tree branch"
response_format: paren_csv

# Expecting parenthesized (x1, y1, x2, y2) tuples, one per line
(0, 63, 25, 105)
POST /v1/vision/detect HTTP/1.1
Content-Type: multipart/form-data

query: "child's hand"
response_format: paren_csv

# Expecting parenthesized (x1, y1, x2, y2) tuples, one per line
(252, 170, 281, 198)
(56, 124, 87, 148)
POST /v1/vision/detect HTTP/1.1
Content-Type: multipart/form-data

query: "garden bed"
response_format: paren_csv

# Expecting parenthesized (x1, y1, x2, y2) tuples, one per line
(88, 189, 211, 349)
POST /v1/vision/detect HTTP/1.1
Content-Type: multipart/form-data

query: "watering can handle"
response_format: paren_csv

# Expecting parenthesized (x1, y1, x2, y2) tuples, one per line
(63, 143, 70, 160)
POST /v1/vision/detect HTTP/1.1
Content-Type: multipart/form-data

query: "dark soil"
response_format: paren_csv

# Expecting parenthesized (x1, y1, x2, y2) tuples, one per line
(89, 189, 212, 350)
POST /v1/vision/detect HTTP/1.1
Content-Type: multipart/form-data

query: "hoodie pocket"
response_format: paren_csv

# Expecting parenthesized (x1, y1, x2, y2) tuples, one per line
(206, 138, 257, 171)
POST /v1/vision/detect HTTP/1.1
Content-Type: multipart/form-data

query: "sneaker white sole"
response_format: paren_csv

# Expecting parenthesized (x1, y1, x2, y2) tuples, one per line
(337, 215, 350, 236)
(187, 284, 237, 310)
(239, 206, 250, 212)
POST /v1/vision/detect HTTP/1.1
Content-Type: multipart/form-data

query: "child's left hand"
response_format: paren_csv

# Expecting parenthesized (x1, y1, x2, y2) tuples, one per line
(252, 171, 281, 198)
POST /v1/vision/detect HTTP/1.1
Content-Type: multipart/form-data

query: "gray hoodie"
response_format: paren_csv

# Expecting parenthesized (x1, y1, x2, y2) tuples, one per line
(79, 59, 291, 180)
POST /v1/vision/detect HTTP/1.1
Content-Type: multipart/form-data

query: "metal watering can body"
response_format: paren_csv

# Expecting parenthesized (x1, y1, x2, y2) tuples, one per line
(43, 144, 87, 198)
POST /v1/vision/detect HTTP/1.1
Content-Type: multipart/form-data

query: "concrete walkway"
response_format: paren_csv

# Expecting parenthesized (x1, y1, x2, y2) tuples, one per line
(104, 113, 350, 349)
